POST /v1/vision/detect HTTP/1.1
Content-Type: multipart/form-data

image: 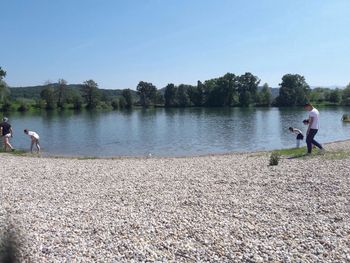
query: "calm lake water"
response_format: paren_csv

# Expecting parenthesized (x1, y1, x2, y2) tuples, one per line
(3, 107, 350, 157)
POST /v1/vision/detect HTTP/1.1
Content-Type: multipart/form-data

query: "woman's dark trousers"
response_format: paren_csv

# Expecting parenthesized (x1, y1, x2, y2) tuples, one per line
(306, 129, 323, 153)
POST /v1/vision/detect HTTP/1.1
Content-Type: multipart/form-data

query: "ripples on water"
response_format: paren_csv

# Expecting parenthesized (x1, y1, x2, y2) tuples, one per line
(6, 107, 350, 156)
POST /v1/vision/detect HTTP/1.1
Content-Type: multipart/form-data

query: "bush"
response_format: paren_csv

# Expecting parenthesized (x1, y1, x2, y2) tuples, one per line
(1, 101, 12, 112)
(269, 152, 280, 166)
(72, 96, 83, 110)
(119, 97, 127, 109)
(98, 101, 112, 110)
(34, 99, 46, 109)
(17, 102, 29, 112)
(111, 99, 119, 110)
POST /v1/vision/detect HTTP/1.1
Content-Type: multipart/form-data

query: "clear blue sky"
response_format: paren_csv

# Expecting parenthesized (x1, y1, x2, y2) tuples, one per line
(1, 0, 350, 89)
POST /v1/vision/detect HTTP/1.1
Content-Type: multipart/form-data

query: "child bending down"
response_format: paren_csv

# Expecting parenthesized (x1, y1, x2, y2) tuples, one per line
(289, 127, 304, 148)
(24, 129, 41, 153)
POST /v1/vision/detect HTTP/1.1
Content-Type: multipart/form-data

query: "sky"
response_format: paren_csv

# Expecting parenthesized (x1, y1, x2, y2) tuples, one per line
(1, 0, 350, 89)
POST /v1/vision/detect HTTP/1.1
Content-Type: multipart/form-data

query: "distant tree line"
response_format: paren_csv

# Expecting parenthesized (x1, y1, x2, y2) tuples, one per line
(38, 79, 135, 111)
(1, 66, 350, 112)
(139, 73, 350, 108)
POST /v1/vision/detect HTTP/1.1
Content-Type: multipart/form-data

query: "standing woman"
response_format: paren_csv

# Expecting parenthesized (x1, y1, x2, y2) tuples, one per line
(0, 117, 14, 151)
(303, 103, 324, 154)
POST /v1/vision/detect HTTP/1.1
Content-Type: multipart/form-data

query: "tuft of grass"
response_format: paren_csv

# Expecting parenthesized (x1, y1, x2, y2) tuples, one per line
(269, 152, 280, 165)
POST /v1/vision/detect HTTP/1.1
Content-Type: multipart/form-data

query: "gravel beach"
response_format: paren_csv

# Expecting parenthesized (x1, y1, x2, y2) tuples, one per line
(1, 141, 349, 262)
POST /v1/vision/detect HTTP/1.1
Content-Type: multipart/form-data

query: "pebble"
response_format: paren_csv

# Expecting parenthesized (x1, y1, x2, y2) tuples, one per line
(0, 140, 349, 262)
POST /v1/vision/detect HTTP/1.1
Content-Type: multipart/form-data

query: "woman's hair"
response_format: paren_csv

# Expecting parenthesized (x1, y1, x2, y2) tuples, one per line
(288, 127, 293, 131)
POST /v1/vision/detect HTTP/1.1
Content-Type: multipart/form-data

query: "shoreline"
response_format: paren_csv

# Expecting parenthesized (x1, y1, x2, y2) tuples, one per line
(4, 138, 350, 160)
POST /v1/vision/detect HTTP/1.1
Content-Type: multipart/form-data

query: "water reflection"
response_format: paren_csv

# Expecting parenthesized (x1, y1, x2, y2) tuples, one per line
(4, 107, 350, 156)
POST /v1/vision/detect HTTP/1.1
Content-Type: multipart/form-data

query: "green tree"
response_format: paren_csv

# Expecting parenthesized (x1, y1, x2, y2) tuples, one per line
(277, 74, 310, 106)
(35, 99, 46, 109)
(40, 87, 56, 110)
(309, 88, 325, 103)
(176, 85, 190, 107)
(82, 80, 101, 109)
(0, 80, 10, 103)
(1, 101, 12, 112)
(0, 67, 6, 80)
(122, 89, 133, 108)
(17, 99, 29, 112)
(342, 83, 350, 106)
(111, 98, 119, 109)
(118, 96, 126, 109)
(218, 73, 237, 106)
(155, 90, 164, 105)
(257, 83, 272, 106)
(187, 81, 204, 106)
(100, 93, 110, 103)
(99, 101, 112, 110)
(65, 88, 82, 104)
(164, 83, 177, 107)
(55, 78, 68, 108)
(136, 81, 157, 107)
(72, 95, 83, 110)
(204, 73, 238, 107)
(203, 82, 221, 106)
(329, 88, 341, 104)
(0, 67, 10, 103)
(238, 72, 260, 107)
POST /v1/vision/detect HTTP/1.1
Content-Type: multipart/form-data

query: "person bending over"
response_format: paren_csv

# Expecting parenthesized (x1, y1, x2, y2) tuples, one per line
(289, 127, 304, 148)
(24, 129, 41, 153)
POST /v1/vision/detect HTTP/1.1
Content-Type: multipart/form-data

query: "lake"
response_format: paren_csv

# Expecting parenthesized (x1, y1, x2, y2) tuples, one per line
(3, 107, 350, 157)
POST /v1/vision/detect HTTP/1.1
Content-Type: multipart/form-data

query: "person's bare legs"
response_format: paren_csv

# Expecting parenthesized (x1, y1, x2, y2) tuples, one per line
(4, 136, 13, 151)
(30, 139, 34, 153)
(2, 137, 5, 151)
(35, 139, 40, 153)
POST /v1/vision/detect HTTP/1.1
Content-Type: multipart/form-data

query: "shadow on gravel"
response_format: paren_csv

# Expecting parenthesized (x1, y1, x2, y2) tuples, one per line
(0, 227, 20, 263)
(286, 154, 307, 159)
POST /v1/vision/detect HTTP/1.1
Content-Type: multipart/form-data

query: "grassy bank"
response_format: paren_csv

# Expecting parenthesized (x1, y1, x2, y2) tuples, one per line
(0, 149, 26, 156)
(273, 145, 350, 160)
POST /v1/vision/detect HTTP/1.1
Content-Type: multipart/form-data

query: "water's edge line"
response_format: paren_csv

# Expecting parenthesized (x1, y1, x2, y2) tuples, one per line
(2, 139, 349, 160)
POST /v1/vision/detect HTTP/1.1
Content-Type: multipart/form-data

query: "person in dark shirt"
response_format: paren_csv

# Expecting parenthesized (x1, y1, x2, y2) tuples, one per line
(0, 117, 14, 151)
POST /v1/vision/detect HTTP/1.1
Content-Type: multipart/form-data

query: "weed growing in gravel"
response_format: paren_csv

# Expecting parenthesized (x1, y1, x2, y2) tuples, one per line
(269, 152, 280, 165)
